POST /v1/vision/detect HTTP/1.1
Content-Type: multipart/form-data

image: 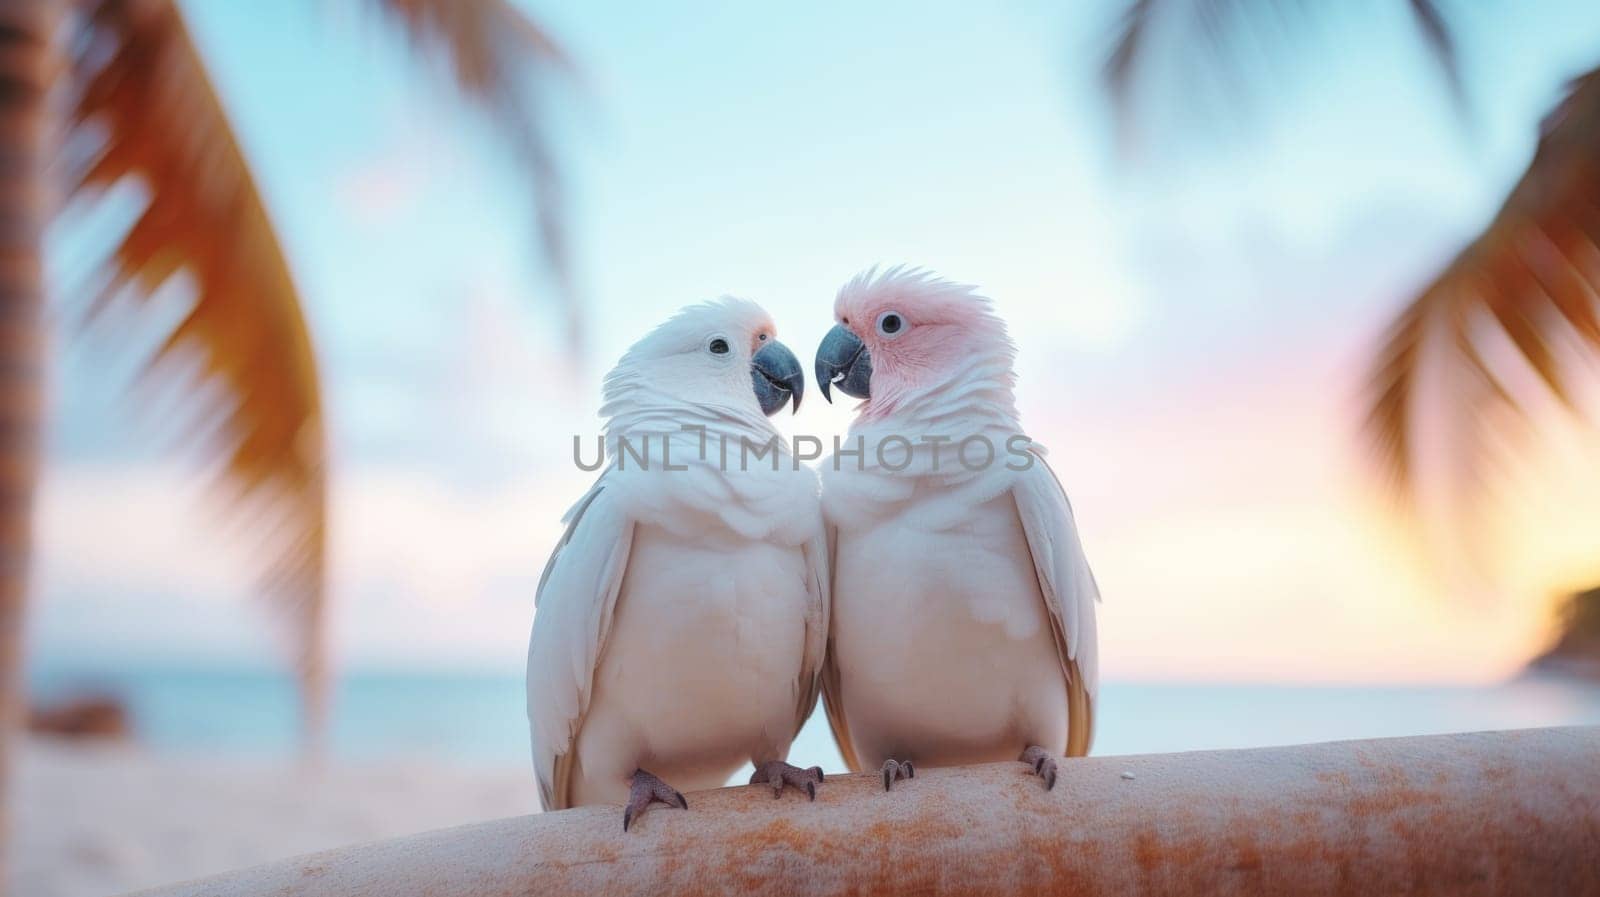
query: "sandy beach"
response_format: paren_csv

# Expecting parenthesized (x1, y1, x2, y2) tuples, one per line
(12, 739, 536, 897)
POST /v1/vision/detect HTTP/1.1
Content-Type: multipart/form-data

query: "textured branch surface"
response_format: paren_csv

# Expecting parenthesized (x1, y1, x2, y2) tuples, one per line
(133, 727, 1600, 897)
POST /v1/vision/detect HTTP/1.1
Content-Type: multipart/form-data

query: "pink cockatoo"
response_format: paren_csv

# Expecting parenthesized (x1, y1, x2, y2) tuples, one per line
(813, 267, 1099, 790)
(526, 298, 829, 831)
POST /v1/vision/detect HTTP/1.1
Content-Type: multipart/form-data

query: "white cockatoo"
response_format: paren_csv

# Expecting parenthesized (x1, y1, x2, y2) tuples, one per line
(813, 267, 1099, 790)
(527, 298, 829, 830)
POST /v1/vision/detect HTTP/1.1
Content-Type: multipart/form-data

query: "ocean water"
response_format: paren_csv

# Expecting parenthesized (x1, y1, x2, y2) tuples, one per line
(27, 665, 1600, 772)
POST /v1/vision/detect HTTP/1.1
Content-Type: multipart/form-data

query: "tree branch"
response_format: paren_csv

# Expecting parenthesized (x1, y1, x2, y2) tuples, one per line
(131, 727, 1600, 896)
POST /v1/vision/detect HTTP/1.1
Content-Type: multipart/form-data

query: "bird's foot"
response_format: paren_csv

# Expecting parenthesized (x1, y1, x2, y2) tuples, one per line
(880, 758, 915, 792)
(749, 760, 824, 801)
(622, 768, 688, 832)
(1020, 745, 1058, 791)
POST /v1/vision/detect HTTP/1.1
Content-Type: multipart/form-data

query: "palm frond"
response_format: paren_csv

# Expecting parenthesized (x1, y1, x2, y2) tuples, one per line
(1363, 69, 1600, 511)
(1104, 0, 1157, 112)
(1103, 0, 1468, 148)
(1407, 0, 1466, 116)
(67, 0, 328, 736)
(372, 0, 581, 352)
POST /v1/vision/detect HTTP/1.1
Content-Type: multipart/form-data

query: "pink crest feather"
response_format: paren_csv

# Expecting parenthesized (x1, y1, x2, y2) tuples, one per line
(833, 266, 1013, 417)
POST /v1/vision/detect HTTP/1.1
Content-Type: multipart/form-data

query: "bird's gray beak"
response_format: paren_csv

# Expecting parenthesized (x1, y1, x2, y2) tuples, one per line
(815, 324, 871, 403)
(751, 340, 804, 416)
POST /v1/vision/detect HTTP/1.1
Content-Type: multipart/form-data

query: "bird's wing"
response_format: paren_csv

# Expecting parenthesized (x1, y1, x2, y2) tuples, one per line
(818, 521, 864, 773)
(1010, 452, 1100, 756)
(526, 477, 636, 810)
(795, 518, 831, 739)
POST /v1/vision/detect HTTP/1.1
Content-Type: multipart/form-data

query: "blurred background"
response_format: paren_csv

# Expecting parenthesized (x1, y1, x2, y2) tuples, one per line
(12, 1, 1600, 895)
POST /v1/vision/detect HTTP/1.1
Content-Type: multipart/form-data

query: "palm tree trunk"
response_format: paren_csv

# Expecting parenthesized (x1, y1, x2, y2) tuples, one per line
(0, 1, 58, 892)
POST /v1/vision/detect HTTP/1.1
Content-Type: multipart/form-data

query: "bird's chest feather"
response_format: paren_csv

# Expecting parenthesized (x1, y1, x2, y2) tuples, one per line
(569, 522, 814, 801)
(603, 525, 810, 692)
(833, 493, 1047, 669)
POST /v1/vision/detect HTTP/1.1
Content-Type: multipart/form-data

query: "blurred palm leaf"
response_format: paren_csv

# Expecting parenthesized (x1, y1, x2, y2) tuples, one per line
(374, 0, 582, 351)
(68, 0, 331, 734)
(1102, 2, 1600, 537)
(62, 0, 579, 743)
(1365, 70, 1600, 502)
(1104, 0, 1468, 149)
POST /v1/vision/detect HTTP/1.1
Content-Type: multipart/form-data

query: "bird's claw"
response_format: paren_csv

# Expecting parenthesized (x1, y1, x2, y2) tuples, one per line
(881, 758, 915, 791)
(1019, 745, 1058, 791)
(749, 760, 825, 801)
(621, 768, 688, 832)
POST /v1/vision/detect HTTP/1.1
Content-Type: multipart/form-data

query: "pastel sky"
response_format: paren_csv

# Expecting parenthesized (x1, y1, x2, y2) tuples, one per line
(29, 1, 1600, 682)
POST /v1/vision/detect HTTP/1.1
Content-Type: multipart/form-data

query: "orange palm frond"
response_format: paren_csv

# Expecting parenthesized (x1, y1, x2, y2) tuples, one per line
(67, 0, 329, 734)
(372, 0, 581, 352)
(1363, 69, 1600, 506)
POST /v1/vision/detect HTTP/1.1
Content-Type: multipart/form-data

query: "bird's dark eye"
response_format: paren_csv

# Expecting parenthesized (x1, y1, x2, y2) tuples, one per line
(708, 337, 730, 355)
(758, 333, 769, 341)
(876, 311, 906, 338)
